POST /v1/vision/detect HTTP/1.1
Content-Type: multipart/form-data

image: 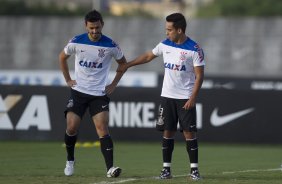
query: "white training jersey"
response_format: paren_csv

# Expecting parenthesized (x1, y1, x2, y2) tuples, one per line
(152, 38, 205, 99)
(64, 33, 123, 96)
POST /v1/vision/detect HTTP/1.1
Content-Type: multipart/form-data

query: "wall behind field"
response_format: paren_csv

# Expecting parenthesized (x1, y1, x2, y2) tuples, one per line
(0, 16, 282, 78)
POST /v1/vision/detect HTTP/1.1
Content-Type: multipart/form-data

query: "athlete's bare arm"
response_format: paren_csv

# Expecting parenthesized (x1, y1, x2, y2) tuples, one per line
(59, 50, 76, 87)
(106, 56, 127, 94)
(117, 51, 157, 72)
(183, 66, 204, 110)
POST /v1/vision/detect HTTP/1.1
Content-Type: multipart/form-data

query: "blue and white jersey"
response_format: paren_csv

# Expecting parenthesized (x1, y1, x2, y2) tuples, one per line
(64, 33, 124, 96)
(152, 38, 205, 99)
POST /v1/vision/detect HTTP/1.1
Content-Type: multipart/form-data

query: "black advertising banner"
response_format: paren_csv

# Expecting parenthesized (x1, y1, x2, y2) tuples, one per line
(0, 85, 68, 141)
(0, 85, 281, 144)
(197, 89, 282, 144)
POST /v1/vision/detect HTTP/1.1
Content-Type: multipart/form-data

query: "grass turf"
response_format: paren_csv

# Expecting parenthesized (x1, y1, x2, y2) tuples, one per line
(0, 141, 281, 184)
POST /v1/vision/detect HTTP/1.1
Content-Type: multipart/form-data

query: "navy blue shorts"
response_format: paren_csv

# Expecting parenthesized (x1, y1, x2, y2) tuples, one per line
(156, 97, 197, 132)
(64, 89, 110, 119)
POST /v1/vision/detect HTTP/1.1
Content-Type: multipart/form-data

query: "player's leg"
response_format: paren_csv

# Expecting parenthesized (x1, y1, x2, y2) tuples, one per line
(157, 97, 178, 179)
(65, 112, 81, 161)
(90, 96, 121, 178)
(92, 111, 112, 169)
(160, 130, 175, 179)
(64, 112, 81, 176)
(92, 111, 121, 178)
(183, 131, 201, 180)
(178, 103, 201, 180)
(63, 89, 86, 176)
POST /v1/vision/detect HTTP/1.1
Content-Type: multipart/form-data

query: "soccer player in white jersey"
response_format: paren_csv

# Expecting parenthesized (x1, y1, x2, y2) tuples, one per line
(59, 10, 126, 178)
(118, 13, 205, 180)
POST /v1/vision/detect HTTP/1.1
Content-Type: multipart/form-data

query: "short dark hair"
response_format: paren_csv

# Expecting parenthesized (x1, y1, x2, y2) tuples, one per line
(84, 10, 104, 24)
(166, 13, 187, 33)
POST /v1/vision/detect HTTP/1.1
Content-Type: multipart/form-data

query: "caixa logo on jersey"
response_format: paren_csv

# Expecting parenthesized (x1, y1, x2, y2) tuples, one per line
(0, 95, 51, 131)
(79, 60, 103, 68)
(164, 63, 186, 71)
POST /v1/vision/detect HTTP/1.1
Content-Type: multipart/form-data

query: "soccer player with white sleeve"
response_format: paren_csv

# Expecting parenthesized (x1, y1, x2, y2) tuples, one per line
(118, 13, 205, 181)
(59, 10, 126, 178)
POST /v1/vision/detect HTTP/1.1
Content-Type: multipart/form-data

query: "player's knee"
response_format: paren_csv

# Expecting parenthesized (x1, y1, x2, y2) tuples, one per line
(66, 128, 77, 136)
(184, 131, 196, 139)
(163, 130, 175, 138)
(96, 125, 109, 136)
(66, 123, 78, 134)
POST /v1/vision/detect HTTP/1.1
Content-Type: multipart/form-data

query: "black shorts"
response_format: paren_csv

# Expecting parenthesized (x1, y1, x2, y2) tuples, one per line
(64, 89, 110, 119)
(156, 97, 197, 132)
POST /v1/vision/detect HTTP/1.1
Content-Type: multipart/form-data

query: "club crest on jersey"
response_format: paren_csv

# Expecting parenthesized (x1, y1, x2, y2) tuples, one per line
(179, 51, 187, 61)
(98, 49, 105, 58)
(164, 62, 186, 71)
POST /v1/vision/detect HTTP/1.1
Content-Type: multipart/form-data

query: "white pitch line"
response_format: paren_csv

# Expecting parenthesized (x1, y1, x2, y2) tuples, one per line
(223, 168, 281, 174)
(91, 168, 282, 184)
(91, 174, 187, 184)
(91, 178, 138, 184)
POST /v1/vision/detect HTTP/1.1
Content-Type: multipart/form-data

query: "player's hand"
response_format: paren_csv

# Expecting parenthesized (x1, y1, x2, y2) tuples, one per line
(183, 98, 196, 110)
(105, 84, 116, 95)
(66, 80, 77, 88)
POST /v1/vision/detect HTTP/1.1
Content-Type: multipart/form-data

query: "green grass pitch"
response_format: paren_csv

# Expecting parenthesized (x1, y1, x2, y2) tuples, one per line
(0, 141, 281, 184)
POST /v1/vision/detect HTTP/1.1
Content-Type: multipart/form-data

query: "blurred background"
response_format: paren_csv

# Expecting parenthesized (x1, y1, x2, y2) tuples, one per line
(1, 0, 282, 143)
(1, 0, 282, 77)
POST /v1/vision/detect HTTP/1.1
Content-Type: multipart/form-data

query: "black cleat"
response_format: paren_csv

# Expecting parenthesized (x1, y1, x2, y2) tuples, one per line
(190, 169, 201, 181)
(159, 168, 172, 179)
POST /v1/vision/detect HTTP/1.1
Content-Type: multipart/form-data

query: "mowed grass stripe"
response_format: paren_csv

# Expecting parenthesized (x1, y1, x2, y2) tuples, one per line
(0, 141, 281, 184)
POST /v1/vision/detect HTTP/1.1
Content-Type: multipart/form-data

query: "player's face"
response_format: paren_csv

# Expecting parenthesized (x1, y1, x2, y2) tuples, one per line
(86, 21, 103, 41)
(165, 22, 181, 43)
